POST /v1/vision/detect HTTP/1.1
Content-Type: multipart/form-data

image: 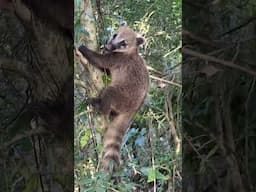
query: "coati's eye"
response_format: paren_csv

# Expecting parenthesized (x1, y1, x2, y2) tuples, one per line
(119, 40, 128, 47)
(112, 34, 117, 39)
(117, 40, 128, 49)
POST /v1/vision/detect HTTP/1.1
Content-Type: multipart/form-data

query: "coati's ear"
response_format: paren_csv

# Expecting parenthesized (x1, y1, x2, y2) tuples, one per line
(120, 20, 127, 26)
(136, 35, 145, 46)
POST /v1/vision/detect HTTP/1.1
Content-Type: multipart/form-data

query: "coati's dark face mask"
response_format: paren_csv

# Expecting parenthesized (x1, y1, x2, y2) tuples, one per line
(104, 34, 128, 51)
(104, 26, 145, 53)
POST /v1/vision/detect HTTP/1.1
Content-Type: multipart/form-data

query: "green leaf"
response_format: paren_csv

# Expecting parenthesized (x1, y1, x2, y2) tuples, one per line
(80, 128, 91, 148)
(102, 74, 111, 85)
(141, 167, 168, 183)
(147, 168, 156, 182)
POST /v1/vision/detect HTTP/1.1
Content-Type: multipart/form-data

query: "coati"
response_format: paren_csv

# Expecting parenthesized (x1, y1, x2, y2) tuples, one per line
(78, 23, 149, 171)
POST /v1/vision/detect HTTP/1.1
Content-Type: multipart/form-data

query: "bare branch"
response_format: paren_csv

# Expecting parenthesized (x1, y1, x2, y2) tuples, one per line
(0, 128, 47, 150)
(182, 47, 256, 76)
(150, 75, 181, 88)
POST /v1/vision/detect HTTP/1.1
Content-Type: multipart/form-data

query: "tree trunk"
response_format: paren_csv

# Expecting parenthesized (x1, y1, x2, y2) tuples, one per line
(74, 0, 107, 177)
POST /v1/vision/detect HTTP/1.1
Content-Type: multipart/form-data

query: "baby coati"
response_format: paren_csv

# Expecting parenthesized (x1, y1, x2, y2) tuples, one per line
(78, 23, 149, 171)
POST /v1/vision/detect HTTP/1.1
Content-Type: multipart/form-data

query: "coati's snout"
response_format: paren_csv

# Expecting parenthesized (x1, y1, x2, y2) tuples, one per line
(104, 38, 128, 52)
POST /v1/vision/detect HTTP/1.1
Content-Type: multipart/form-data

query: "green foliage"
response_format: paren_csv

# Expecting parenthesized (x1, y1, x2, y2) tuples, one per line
(140, 167, 169, 183)
(79, 127, 91, 148)
(78, 170, 138, 192)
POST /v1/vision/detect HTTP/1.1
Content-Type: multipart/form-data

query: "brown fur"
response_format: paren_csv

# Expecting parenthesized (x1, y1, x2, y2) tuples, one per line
(78, 25, 149, 171)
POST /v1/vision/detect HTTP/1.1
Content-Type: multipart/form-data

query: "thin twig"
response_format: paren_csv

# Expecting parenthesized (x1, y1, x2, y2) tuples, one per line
(165, 94, 181, 155)
(183, 30, 218, 47)
(220, 16, 256, 37)
(182, 47, 256, 76)
(150, 75, 181, 88)
(147, 66, 163, 75)
(245, 77, 255, 189)
(0, 128, 47, 150)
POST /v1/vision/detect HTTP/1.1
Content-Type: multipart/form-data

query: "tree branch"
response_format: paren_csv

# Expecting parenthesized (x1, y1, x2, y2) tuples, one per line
(182, 47, 256, 76)
(149, 75, 181, 88)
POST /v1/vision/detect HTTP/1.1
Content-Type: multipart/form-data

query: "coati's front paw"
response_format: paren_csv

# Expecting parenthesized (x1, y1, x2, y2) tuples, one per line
(78, 45, 88, 56)
(85, 97, 101, 111)
(85, 97, 96, 104)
